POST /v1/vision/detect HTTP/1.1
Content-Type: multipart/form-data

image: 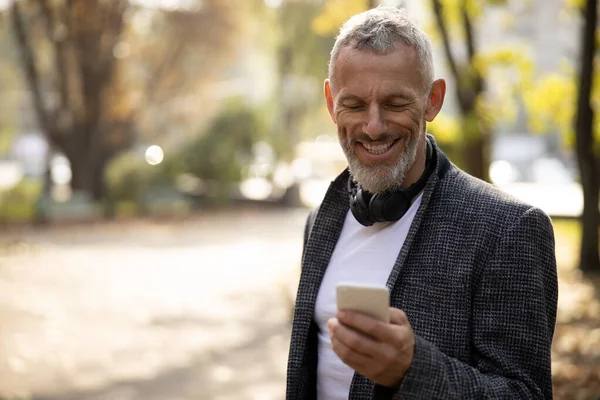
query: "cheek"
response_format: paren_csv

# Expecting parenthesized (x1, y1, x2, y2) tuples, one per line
(393, 108, 424, 132)
(406, 106, 424, 123)
(336, 112, 363, 135)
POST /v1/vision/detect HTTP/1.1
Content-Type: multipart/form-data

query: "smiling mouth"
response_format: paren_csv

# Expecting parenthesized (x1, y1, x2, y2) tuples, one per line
(360, 139, 398, 155)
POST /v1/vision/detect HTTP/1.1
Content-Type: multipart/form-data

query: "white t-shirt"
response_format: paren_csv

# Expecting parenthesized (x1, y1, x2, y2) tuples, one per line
(314, 194, 422, 400)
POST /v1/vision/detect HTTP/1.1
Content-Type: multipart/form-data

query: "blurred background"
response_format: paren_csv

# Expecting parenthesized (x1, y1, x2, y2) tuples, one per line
(0, 0, 598, 398)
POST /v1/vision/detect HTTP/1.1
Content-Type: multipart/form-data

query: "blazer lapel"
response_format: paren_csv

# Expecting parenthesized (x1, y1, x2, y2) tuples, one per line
(289, 169, 350, 396)
(384, 136, 447, 290)
(349, 135, 451, 399)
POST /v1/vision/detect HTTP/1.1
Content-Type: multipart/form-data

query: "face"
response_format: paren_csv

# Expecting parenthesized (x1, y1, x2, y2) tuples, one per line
(325, 43, 445, 194)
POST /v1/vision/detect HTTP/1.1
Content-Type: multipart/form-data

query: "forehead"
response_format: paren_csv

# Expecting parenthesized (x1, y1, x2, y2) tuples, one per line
(332, 43, 423, 96)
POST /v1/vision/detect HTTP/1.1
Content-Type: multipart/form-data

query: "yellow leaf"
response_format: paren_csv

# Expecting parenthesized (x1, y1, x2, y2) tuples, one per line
(564, 0, 585, 10)
(428, 112, 460, 144)
(522, 73, 576, 147)
(312, 0, 369, 37)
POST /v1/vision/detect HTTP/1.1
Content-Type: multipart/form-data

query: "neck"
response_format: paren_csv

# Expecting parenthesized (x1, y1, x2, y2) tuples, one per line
(400, 138, 428, 189)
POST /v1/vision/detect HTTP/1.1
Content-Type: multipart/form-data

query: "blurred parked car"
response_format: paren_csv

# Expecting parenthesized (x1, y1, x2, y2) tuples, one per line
(491, 134, 581, 218)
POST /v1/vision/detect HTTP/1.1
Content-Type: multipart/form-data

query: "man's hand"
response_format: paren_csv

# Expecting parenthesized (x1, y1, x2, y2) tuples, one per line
(327, 307, 415, 388)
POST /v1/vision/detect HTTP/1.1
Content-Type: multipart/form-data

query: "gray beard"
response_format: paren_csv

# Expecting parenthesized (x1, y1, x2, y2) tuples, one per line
(341, 134, 420, 194)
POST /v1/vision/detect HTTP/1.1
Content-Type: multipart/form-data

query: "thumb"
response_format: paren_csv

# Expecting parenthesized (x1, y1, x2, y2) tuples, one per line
(390, 307, 409, 325)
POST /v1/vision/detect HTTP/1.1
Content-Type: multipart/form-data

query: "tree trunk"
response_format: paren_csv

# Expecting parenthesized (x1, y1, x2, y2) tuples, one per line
(69, 154, 108, 202)
(90, 157, 108, 201)
(431, 0, 490, 182)
(575, 0, 599, 272)
(463, 122, 490, 182)
(33, 153, 53, 226)
(580, 177, 600, 272)
(11, 0, 129, 205)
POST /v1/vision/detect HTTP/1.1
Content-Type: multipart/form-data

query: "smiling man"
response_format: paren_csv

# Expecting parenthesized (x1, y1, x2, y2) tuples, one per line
(286, 6, 558, 400)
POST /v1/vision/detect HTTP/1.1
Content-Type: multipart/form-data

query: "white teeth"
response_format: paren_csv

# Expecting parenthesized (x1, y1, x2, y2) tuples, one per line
(362, 141, 395, 155)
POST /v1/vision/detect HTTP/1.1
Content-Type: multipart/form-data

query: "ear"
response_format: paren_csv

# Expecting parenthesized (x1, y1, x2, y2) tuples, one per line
(324, 79, 337, 124)
(424, 78, 446, 122)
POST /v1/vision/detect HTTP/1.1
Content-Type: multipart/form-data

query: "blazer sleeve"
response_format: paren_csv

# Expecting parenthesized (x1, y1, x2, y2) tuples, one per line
(376, 206, 559, 399)
(302, 207, 319, 257)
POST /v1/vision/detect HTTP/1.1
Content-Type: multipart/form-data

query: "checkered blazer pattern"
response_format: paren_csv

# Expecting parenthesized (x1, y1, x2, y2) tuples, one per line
(286, 135, 558, 399)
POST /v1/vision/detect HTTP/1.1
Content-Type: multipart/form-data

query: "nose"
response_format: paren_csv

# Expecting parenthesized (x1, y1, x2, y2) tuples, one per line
(362, 105, 386, 139)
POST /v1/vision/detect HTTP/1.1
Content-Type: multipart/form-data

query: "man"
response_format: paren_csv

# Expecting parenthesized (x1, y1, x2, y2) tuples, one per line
(286, 6, 558, 400)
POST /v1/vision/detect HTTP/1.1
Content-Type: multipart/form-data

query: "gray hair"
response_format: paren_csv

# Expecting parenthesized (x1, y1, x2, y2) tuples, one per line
(328, 6, 434, 92)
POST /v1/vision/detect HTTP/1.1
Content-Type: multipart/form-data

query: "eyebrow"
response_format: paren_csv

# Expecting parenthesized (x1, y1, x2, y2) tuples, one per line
(384, 93, 415, 102)
(337, 94, 363, 103)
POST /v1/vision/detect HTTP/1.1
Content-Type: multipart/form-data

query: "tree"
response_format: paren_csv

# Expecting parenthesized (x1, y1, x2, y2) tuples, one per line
(11, 0, 130, 200)
(179, 98, 265, 187)
(128, 2, 239, 143)
(273, 0, 336, 157)
(574, 0, 599, 272)
(430, 0, 495, 181)
(9, 0, 238, 201)
(520, 0, 599, 273)
(0, 17, 19, 158)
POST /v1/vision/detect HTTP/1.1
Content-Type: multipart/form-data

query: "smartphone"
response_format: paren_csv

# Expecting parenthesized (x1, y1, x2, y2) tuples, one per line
(336, 282, 390, 323)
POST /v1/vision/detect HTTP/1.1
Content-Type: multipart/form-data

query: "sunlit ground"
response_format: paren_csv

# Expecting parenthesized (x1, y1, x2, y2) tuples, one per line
(551, 219, 600, 399)
(0, 208, 309, 400)
(0, 211, 598, 399)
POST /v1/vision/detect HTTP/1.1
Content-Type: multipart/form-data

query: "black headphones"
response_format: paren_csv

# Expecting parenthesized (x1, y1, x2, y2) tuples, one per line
(348, 138, 436, 227)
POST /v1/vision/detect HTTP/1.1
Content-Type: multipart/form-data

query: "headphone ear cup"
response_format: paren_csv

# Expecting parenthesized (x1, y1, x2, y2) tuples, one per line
(369, 191, 411, 223)
(367, 193, 385, 222)
(350, 189, 375, 226)
(383, 192, 411, 221)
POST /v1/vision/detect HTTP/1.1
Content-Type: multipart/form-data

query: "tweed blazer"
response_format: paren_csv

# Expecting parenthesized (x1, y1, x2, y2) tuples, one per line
(286, 135, 558, 399)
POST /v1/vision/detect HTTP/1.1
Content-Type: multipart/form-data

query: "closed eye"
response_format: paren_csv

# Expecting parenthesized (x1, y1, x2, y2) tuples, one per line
(386, 104, 407, 110)
(340, 103, 366, 111)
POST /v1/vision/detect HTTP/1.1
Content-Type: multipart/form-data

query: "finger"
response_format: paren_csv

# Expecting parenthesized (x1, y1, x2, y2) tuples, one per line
(327, 317, 341, 340)
(334, 319, 380, 358)
(389, 308, 409, 325)
(331, 334, 372, 369)
(338, 310, 396, 343)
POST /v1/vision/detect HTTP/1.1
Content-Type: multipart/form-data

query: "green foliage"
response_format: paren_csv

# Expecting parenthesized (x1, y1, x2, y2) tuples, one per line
(521, 53, 600, 152)
(9, 0, 246, 200)
(105, 151, 154, 203)
(177, 97, 265, 184)
(106, 97, 267, 204)
(0, 179, 42, 203)
(0, 126, 15, 156)
(473, 46, 534, 87)
(422, 0, 535, 151)
(275, 1, 335, 79)
(0, 178, 42, 223)
(106, 150, 191, 215)
(0, 9, 22, 154)
(268, 0, 338, 152)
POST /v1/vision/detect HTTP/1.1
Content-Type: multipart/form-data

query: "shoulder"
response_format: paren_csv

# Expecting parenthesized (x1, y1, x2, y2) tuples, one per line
(433, 164, 552, 230)
(306, 205, 320, 228)
(302, 205, 321, 245)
